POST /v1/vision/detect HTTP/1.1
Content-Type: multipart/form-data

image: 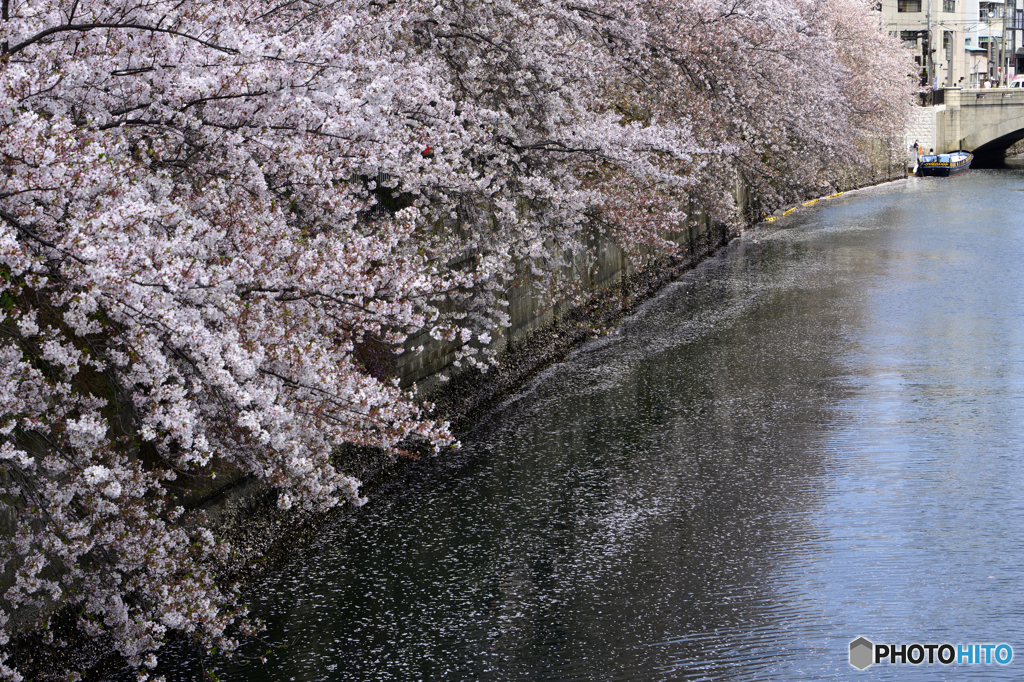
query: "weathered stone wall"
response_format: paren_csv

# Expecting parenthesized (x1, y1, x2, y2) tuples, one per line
(906, 104, 940, 157)
(394, 215, 722, 395)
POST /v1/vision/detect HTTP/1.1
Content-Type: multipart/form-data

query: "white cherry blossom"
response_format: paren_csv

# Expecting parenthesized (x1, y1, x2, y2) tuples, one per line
(0, 0, 912, 677)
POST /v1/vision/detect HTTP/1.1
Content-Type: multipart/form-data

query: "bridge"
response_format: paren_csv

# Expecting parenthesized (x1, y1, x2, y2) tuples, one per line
(916, 88, 1024, 162)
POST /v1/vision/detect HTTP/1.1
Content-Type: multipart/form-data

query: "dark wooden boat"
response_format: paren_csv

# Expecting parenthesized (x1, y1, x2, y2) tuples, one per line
(916, 151, 973, 177)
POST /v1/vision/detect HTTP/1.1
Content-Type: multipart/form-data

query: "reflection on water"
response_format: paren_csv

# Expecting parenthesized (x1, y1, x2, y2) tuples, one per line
(160, 170, 1024, 680)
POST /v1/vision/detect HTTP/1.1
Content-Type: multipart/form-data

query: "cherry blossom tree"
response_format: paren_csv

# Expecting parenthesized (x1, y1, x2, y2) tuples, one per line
(0, 0, 912, 677)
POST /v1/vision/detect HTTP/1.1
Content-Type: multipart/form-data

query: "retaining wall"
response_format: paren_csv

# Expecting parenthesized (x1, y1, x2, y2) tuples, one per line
(395, 214, 725, 395)
(906, 105, 940, 157)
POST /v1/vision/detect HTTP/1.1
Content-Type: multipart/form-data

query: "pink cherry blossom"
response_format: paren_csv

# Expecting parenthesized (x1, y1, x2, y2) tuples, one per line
(0, 0, 912, 677)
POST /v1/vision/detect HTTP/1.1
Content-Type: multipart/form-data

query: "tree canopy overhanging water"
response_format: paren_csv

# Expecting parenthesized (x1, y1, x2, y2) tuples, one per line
(157, 168, 1024, 681)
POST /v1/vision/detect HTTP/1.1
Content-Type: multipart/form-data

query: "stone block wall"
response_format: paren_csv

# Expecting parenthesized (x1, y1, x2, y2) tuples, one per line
(906, 105, 940, 157)
(394, 217, 716, 394)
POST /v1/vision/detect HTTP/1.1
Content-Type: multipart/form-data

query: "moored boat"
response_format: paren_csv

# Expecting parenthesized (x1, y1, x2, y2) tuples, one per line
(916, 151, 973, 177)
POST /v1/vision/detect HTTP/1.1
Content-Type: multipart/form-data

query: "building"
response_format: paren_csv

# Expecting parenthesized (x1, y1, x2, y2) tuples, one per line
(972, 1, 1023, 83)
(881, 0, 1023, 87)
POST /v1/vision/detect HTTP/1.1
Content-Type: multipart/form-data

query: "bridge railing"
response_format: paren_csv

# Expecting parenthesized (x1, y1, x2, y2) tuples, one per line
(918, 89, 946, 107)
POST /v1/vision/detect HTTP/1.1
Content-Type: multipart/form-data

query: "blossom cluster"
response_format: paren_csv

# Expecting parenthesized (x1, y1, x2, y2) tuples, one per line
(0, 0, 913, 677)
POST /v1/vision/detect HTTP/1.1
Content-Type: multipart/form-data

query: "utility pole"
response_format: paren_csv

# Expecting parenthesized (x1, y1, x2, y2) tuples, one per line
(947, 29, 955, 88)
(1002, 0, 1010, 85)
(927, 0, 934, 102)
(1012, 0, 1017, 81)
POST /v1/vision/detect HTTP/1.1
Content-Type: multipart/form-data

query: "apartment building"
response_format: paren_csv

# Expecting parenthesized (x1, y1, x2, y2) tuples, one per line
(881, 0, 1023, 87)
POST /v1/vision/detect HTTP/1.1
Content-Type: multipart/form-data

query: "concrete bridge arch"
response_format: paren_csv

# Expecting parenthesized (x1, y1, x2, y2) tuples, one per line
(932, 89, 1024, 163)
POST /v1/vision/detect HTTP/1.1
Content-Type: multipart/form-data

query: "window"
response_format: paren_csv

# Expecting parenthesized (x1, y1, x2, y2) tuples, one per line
(980, 2, 1004, 19)
(899, 0, 922, 11)
(900, 30, 921, 48)
(943, 0, 955, 12)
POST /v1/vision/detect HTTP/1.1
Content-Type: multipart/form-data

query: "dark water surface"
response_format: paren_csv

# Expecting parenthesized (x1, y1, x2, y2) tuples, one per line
(167, 170, 1024, 680)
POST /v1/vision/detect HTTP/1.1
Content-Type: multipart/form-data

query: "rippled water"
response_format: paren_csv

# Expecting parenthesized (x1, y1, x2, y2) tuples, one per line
(161, 169, 1024, 680)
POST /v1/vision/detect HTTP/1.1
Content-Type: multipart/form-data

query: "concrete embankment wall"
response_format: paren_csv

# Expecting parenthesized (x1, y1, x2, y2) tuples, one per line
(906, 105, 940, 157)
(394, 214, 730, 395)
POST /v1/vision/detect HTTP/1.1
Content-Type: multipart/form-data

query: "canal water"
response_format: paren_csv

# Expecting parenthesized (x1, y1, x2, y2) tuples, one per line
(162, 169, 1024, 680)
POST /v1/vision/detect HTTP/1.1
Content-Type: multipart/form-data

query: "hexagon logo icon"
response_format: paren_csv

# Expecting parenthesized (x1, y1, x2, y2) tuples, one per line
(849, 637, 874, 670)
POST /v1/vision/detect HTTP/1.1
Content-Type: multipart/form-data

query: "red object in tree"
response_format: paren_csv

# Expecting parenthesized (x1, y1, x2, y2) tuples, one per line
(422, 145, 434, 158)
